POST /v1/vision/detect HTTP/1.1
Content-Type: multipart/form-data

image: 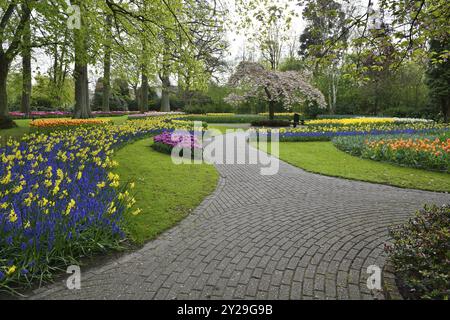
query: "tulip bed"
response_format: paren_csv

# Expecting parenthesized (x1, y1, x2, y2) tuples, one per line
(0, 116, 194, 291)
(9, 111, 140, 119)
(30, 118, 111, 129)
(152, 131, 203, 159)
(333, 132, 450, 172)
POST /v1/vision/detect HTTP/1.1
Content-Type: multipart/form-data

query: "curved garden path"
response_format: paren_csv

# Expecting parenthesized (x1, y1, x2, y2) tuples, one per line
(30, 133, 449, 300)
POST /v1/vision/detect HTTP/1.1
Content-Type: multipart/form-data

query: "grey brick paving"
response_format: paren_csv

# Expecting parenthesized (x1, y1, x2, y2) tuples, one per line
(28, 133, 449, 300)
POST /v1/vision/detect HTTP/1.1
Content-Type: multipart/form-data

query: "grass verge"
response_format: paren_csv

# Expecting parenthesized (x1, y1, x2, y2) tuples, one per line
(257, 141, 450, 192)
(114, 138, 219, 244)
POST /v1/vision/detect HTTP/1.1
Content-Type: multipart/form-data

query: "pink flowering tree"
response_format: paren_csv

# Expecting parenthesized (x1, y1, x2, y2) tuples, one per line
(225, 62, 327, 119)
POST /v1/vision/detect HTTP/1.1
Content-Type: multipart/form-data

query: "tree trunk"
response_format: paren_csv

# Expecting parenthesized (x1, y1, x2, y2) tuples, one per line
(102, 14, 112, 112)
(102, 52, 111, 112)
(264, 87, 275, 120)
(160, 75, 171, 112)
(443, 97, 449, 123)
(268, 101, 275, 120)
(0, 57, 9, 118)
(74, 63, 91, 118)
(140, 71, 149, 113)
(73, 3, 91, 119)
(21, 19, 32, 116)
(132, 84, 139, 107)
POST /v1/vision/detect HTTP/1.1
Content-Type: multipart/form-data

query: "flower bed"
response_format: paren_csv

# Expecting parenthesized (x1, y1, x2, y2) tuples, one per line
(0, 116, 189, 291)
(258, 112, 300, 117)
(253, 119, 448, 142)
(333, 133, 450, 172)
(128, 111, 185, 120)
(10, 111, 71, 119)
(182, 114, 293, 124)
(9, 111, 139, 119)
(152, 131, 203, 159)
(30, 118, 110, 129)
(385, 205, 450, 300)
(305, 117, 433, 127)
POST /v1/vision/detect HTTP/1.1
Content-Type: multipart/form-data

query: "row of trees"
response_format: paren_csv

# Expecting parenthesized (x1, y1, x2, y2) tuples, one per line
(233, 0, 450, 121)
(0, 0, 227, 126)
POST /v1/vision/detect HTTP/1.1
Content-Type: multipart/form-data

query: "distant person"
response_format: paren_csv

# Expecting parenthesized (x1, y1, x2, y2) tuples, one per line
(293, 113, 300, 128)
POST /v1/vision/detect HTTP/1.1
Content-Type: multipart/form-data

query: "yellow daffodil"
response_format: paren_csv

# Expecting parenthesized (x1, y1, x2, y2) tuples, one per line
(9, 209, 18, 223)
(6, 265, 16, 276)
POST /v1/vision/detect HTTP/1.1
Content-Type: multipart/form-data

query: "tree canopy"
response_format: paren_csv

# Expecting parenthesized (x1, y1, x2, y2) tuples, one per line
(225, 61, 326, 119)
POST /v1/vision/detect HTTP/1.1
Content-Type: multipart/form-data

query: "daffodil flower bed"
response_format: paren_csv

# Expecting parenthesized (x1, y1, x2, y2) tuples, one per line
(0, 116, 193, 291)
(333, 132, 450, 172)
(305, 117, 434, 126)
(253, 120, 448, 142)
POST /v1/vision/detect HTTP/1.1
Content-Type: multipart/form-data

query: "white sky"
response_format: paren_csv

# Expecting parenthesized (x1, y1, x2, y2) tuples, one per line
(224, 0, 306, 66)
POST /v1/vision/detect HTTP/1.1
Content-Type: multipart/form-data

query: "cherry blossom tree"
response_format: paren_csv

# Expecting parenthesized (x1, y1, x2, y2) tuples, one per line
(225, 61, 326, 119)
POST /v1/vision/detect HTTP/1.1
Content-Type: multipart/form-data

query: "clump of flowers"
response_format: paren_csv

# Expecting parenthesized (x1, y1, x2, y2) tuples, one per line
(152, 131, 203, 158)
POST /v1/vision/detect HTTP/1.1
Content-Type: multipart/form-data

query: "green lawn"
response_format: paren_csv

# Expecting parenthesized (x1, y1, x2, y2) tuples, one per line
(114, 138, 219, 244)
(257, 141, 450, 192)
(0, 119, 32, 142)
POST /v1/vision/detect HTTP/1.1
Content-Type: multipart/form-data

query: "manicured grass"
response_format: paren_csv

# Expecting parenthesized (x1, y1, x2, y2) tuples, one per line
(0, 119, 32, 142)
(114, 138, 219, 244)
(257, 141, 450, 192)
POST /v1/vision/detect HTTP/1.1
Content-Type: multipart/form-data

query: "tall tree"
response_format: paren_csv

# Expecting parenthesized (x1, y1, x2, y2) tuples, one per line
(102, 13, 112, 112)
(0, 2, 32, 126)
(427, 39, 450, 122)
(298, 0, 348, 113)
(259, 23, 283, 70)
(72, 0, 91, 118)
(20, 17, 31, 116)
(225, 62, 326, 120)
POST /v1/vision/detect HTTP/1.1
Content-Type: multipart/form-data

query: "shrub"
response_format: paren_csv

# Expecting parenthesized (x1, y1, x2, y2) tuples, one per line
(385, 205, 450, 300)
(0, 116, 17, 129)
(251, 120, 291, 127)
(184, 105, 206, 114)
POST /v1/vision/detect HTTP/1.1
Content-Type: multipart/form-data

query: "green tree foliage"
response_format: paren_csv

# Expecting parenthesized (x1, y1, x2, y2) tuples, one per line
(31, 74, 74, 110)
(427, 39, 450, 122)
